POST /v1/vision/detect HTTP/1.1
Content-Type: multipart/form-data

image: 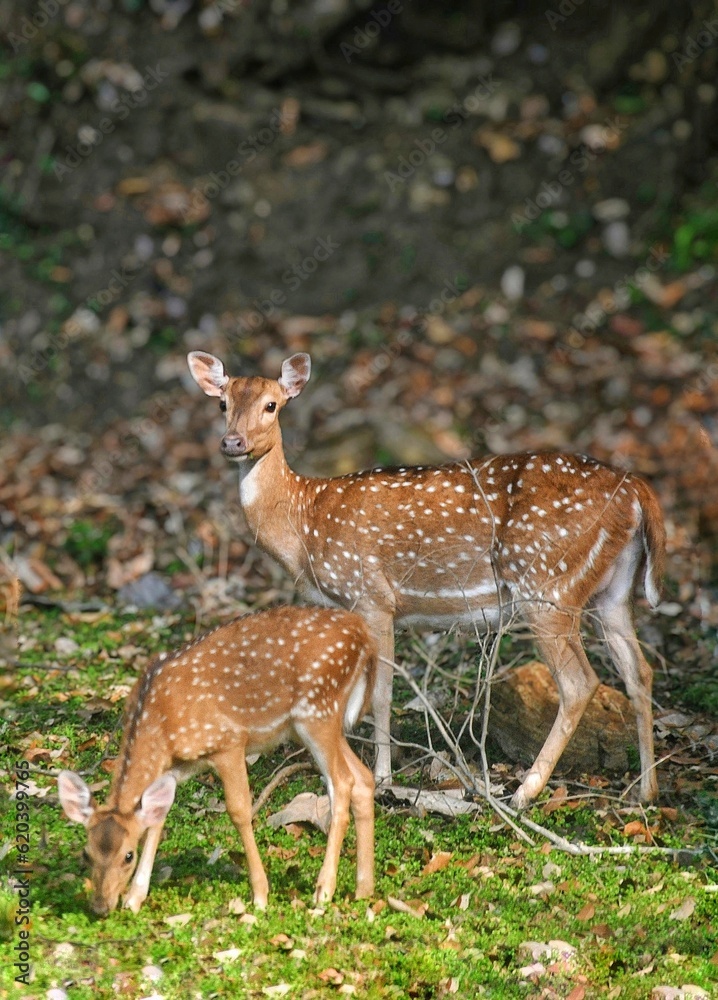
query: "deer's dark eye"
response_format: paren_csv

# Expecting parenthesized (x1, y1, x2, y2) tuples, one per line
(124, 851, 134, 864)
(265, 401, 276, 413)
(219, 399, 227, 412)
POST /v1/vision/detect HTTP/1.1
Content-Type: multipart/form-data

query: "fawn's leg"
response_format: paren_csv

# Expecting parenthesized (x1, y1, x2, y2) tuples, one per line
(594, 597, 658, 802)
(123, 822, 165, 913)
(342, 738, 375, 899)
(296, 720, 353, 904)
(212, 747, 269, 908)
(512, 606, 600, 810)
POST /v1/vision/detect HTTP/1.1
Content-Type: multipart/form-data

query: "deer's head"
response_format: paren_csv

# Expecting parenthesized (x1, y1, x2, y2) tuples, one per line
(187, 352, 311, 461)
(58, 770, 176, 915)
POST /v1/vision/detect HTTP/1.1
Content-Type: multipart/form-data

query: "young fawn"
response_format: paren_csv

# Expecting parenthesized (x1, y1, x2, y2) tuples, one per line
(188, 351, 666, 807)
(58, 606, 376, 915)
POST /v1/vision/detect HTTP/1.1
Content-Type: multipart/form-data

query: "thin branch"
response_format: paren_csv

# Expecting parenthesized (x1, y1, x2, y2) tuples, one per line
(252, 761, 314, 817)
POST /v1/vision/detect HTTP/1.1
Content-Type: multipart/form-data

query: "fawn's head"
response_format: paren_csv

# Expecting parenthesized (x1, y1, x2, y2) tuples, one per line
(187, 351, 311, 461)
(58, 771, 176, 915)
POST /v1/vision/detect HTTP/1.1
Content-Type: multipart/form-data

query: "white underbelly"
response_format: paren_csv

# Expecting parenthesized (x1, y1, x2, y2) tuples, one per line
(396, 605, 511, 632)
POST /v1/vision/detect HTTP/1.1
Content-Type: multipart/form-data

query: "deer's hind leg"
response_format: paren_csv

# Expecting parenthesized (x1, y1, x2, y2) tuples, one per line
(512, 606, 600, 810)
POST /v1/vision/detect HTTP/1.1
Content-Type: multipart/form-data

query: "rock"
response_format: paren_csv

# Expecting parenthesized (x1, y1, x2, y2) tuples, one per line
(141, 965, 164, 982)
(117, 572, 181, 611)
(55, 637, 79, 656)
(488, 661, 639, 774)
(592, 198, 630, 222)
(575, 259, 596, 278)
(491, 21, 521, 57)
(500, 265, 525, 301)
(602, 221, 630, 258)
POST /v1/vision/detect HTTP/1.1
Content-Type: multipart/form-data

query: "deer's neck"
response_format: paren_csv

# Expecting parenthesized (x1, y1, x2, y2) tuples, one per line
(237, 441, 312, 575)
(110, 728, 168, 814)
(109, 667, 170, 813)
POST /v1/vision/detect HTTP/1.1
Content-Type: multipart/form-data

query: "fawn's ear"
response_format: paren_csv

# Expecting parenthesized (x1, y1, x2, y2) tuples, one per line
(187, 352, 229, 397)
(136, 774, 177, 829)
(278, 353, 311, 399)
(58, 771, 95, 826)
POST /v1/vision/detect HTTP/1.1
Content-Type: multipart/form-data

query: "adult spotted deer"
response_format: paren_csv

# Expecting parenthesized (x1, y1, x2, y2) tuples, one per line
(58, 606, 376, 914)
(188, 350, 665, 808)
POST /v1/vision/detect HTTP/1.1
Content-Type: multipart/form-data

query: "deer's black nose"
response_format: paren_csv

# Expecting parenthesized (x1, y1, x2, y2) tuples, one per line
(91, 897, 111, 917)
(221, 434, 247, 457)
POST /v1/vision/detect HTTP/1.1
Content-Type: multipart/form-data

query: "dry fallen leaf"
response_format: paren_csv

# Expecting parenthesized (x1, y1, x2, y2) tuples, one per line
(266, 792, 331, 834)
(576, 903, 595, 922)
(214, 947, 241, 963)
(318, 968, 344, 985)
(542, 786, 568, 814)
(164, 912, 192, 927)
(528, 881, 555, 897)
(475, 128, 521, 163)
(566, 987, 585, 1000)
(421, 851, 453, 875)
(669, 897, 696, 921)
(387, 896, 427, 918)
(623, 819, 649, 838)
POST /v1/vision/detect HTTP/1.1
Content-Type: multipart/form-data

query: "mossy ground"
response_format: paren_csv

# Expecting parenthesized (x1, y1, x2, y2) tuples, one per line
(1, 609, 717, 999)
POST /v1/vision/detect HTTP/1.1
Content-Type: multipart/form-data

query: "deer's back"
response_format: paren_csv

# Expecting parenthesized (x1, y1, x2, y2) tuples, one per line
(301, 452, 652, 618)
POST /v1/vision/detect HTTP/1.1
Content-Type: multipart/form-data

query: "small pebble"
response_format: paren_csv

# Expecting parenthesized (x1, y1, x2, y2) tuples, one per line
(575, 259, 596, 278)
(432, 167, 455, 188)
(527, 43, 549, 64)
(537, 134, 565, 157)
(491, 21, 521, 56)
(602, 221, 630, 258)
(55, 637, 79, 656)
(142, 965, 164, 983)
(592, 198, 630, 222)
(500, 265, 525, 302)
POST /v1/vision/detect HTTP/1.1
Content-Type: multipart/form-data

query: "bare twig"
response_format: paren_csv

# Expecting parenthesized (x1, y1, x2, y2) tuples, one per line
(252, 761, 314, 817)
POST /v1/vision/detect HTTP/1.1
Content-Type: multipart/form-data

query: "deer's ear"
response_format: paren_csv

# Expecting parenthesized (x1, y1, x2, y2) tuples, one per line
(58, 770, 95, 826)
(187, 352, 229, 397)
(136, 774, 176, 829)
(278, 353, 311, 399)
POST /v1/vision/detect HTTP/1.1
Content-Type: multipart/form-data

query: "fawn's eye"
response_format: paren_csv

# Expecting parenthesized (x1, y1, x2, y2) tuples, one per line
(265, 401, 277, 413)
(124, 851, 134, 864)
(219, 399, 227, 412)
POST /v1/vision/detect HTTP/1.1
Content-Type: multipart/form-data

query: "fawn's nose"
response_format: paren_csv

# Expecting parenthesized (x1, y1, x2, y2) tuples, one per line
(221, 434, 247, 457)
